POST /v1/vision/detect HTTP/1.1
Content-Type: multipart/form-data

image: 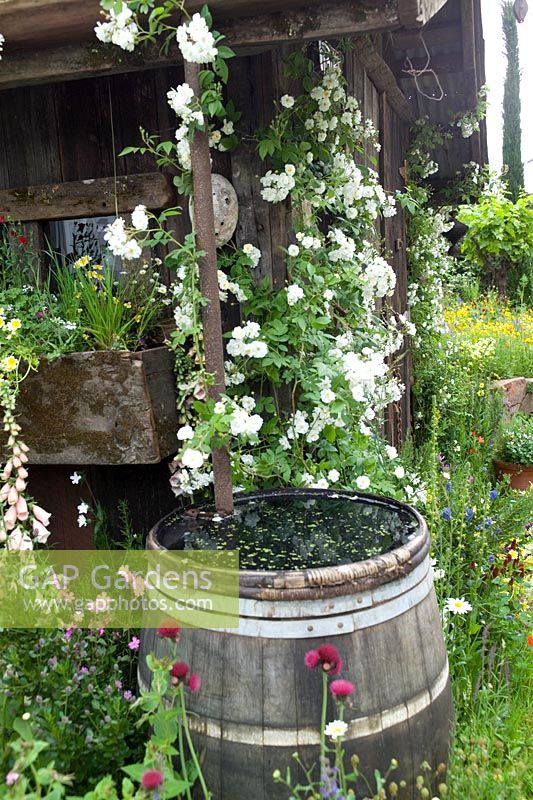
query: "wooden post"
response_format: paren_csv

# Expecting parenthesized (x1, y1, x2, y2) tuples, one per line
(183, 60, 234, 515)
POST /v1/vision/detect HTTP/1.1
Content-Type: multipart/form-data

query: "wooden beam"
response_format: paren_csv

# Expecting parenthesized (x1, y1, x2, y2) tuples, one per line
(354, 35, 415, 123)
(0, 172, 173, 221)
(398, 0, 449, 28)
(0, 2, 405, 90)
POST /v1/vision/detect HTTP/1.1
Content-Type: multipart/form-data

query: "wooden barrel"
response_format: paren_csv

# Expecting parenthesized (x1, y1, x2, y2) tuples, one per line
(139, 489, 453, 800)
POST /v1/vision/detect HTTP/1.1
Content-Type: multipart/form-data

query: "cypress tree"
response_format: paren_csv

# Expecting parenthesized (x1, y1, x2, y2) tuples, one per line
(501, 1, 524, 200)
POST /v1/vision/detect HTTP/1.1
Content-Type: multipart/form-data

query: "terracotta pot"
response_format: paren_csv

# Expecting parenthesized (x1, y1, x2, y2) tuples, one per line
(493, 459, 533, 491)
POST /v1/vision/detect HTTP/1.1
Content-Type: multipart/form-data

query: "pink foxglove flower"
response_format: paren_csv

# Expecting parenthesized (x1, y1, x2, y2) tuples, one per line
(4, 504, 17, 530)
(33, 520, 51, 544)
(33, 505, 51, 526)
(15, 495, 29, 521)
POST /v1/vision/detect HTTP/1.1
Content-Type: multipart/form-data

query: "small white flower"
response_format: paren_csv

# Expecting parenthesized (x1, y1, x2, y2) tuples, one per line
(246, 340, 268, 358)
(285, 164, 296, 177)
(181, 448, 205, 470)
(131, 204, 149, 231)
(280, 94, 295, 108)
(320, 388, 336, 404)
(77, 502, 89, 515)
(221, 119, 234, 135)
(214, 401, 226, 414)
(324, 719, 348, 740)
(445, 597, 472, 615)
(70, 472, 82, 485)
(77, 514, 88, 528)
(242, 243, 261, 267)
(394, 466, 405, 480)
(122, 238, 142, 260)
(385, 445, 398, 460)
(286, 284, 304, 306)
(287, 244, 300, 257)
(177, 425, 195, 441)
(328, 469, 340, 483)
(355, 475, 370, 491)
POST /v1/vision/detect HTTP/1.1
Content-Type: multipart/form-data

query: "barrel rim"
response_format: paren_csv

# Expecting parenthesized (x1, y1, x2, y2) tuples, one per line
(146, 488, 430, 599)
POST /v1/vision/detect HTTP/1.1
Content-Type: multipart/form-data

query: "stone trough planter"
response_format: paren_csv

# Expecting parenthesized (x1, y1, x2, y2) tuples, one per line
(9, 347, 178, 465)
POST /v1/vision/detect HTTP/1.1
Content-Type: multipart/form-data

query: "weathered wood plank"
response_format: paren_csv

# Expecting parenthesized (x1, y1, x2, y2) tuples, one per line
(0, 172, 173, 221)
(390, 21, 460, 50)
(9, 348, 178, 464)
(380, 92, 412, 448)
(54, 76, 114, 182)
(0, 2, 404, 90)
(29, 465, 95, 549)
(228, 54, 275, 287)
(0, 1, 401, 48)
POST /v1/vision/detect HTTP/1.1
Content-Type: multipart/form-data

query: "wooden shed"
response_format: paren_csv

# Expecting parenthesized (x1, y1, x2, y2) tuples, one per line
(0, 0, 487, 545)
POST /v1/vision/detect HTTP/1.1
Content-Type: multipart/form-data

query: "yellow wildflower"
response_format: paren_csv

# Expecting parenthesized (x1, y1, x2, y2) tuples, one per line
(2, 356, 18, 372)
(7, 318, 21, 333)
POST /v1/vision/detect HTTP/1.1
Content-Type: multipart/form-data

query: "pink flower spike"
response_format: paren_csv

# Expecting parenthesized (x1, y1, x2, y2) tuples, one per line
(305, 649, 320, 669)
(187, 673, 201, 693)
(7, 484, 18, 505)
(330, 679, 355, 698)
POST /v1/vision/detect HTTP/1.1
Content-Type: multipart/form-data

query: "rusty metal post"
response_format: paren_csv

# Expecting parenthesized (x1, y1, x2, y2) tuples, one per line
(184, 60, 234, 515)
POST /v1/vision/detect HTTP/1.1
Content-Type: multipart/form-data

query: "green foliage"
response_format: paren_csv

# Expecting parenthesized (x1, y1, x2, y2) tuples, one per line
(0, 630, 210, 800)
(496, 413, 533, 465)
(457, 192, 533, 299)
(0, 629, 143, 794)
(501, 1, 524, 201)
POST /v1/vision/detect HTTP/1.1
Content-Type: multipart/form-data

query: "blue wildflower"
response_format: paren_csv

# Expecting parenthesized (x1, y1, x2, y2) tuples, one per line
(445, 481, 452, 493)
(489, 489, 499, 501)
(485, 517, 493, 528)
(487, 554, 495, 564)
(465, 508, 474, 523)
(441, 507, 452, 521)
